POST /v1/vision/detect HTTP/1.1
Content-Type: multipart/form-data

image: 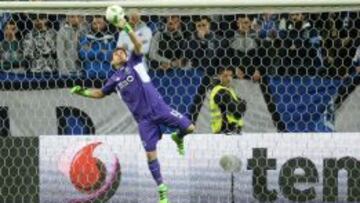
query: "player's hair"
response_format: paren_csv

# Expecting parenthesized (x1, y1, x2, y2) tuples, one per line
(166, 15, 181, 22)
(236, 14, 256, 21)
(6, 20, 17, 27)
(114, 46, 125, 51)
(93, 15, 106, 21)
(29, 13, 48, 20)
(194, 15, 211, 23)
(218, 66, 235, 75)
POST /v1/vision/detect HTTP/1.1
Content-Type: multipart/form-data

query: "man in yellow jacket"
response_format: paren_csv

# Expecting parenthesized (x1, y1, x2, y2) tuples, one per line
(209, 67, 246, 134)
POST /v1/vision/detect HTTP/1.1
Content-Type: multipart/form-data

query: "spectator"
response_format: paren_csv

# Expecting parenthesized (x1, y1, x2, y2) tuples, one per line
(79, 15, 116, 79)
(149, 15, 188, 70)
(351, 45, 360, 77)
(229, 14, 262, 81)
(23, 14, 57, 73)
(185, 16, 226, 122)
(319, 12, 358, 78)
(349, 42, 360, 79)
(209, 67, 246, 134)
(10, 13, 33, 39)
(255, 13, 280, 40)
(270, 13, 323, 76)
(57, 15, 87, 75)
(186, 16, 221, 76)
(117, 9, 152, 55)
(0, 13, 11, 41)
(144, 15, 161, 34)
(117, 9, 152, 71)
(0, 20, 24, 72)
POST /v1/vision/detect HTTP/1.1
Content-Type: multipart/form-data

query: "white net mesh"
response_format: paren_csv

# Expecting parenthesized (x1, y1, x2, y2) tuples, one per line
(0, 2, 360, 202)
(0, 4, 359, 135)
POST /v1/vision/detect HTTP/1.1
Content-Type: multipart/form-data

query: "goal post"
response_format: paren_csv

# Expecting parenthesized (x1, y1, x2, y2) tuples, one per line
(0, 0, 360, 14)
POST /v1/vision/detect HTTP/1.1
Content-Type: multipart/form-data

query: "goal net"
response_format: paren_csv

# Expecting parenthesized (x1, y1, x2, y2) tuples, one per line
(0, 0, 359, 136)
(0, 0, 359, 202)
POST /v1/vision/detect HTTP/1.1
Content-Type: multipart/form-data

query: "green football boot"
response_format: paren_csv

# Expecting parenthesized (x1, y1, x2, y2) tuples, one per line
(158, 184, 169, 203)
(171, 132, 185, 156)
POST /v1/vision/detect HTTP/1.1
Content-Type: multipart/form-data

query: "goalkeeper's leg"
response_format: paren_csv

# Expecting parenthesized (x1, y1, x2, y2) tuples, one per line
(157, 108, 195, 156)
(146, 151, 169, 203)
(171, 124, 195, 156)
(139, 121, 170, 203)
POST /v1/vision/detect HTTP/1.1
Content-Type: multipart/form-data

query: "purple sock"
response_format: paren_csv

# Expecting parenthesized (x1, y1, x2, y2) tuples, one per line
(148, 159, 163, 185)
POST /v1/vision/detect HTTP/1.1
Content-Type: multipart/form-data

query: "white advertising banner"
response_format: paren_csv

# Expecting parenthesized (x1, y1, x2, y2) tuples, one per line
(0, 89, 138, 136)
(40, 133, 360, 203)
(1, 85, 359, 136)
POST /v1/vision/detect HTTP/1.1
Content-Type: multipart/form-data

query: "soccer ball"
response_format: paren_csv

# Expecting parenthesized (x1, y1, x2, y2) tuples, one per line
(105, 5, 125, 26)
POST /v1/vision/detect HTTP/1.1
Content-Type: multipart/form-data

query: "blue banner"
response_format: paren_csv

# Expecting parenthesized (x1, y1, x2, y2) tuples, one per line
(267, 76, 342, 132)
(149, 68, 203, 117)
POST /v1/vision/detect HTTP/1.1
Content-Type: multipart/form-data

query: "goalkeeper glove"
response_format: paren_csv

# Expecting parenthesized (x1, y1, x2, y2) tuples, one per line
(115, 18, 134, 33)
(123, 23, 134, 33)
(70, 86, 91, 97)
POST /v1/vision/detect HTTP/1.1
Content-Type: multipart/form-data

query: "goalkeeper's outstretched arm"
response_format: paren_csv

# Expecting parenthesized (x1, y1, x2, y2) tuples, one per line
(117, 18, 143, 55)
(128, 28, 143, 55)
(70, 86, 106, 99)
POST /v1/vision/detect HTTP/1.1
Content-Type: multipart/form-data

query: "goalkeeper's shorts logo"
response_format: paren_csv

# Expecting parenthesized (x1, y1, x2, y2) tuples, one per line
(59, 142, 121, 203)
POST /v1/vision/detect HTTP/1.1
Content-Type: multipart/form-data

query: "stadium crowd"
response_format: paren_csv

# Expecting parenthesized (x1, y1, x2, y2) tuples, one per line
(0, 12, 359, 80)
(0, 11, 359, 133)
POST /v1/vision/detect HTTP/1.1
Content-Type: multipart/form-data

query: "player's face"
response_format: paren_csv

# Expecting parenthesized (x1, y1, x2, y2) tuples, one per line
(220, 70, 233, 86)
(195, 19, 210, 35)
(129, 14, 140, 27)
(111, 49, 127, 68)
(4, 24, 17, 39)
(68, 15, 82, 27)
(290, 13, 304, 23)
(34, 18, 47, 31)
(237, 17, 251, 33)
(92, 17, 107, 33)
(167, 16, 180, 32)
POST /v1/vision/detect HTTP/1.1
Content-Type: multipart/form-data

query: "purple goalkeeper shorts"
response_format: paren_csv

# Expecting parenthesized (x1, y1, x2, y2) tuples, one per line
(138, 109, 192, 152)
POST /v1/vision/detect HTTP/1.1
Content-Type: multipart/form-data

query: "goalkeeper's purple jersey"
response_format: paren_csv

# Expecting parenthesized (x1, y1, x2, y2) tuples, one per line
(101, 53, 168, 122)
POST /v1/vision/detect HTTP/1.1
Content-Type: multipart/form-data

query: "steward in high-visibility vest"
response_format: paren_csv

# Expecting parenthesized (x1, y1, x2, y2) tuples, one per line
(209, 67, 246, 134)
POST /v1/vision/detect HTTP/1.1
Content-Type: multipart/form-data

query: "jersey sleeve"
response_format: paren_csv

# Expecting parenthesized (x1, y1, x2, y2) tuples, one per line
(128, 51, 143, 66)
(101, 77, 117, 95)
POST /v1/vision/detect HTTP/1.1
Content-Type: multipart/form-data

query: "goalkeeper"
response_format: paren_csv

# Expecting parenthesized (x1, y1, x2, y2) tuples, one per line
(70, 15, 195, 203)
